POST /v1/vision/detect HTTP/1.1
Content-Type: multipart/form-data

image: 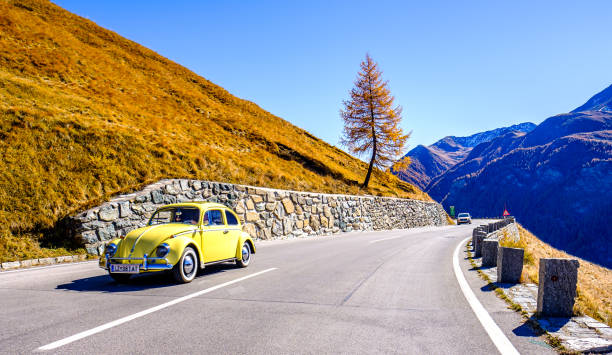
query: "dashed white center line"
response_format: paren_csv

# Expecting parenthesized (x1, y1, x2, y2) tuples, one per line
(37, 268, 278, 351)
(369, 235, 403, 244)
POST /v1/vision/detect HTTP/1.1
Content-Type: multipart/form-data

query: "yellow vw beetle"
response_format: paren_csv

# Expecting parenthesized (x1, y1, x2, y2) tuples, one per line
(99, 202, 255, 283)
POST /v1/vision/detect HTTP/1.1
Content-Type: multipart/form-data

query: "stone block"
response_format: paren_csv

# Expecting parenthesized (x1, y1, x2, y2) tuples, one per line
(245, 212, 259, 222)
(38, 257, 56, 265)
(537, 258, 579, 317)
(234, 202, 245, 214)
(321, 215, 329, 228)
(97, 224, 116, 241)
(283, 218, 293, 234)
(243, 223, 257, 238)
(471, 228, 480, 250)
(164, 183, 180, 195)
(245, 199, 255, 210)
(251, 195, 263, 204)
(192, 181, 202, 190)
(118, 202, 131, 218)
(481, 239, 498, 267)
(1, 261, 20, 270)
(98, 206, 119, 222)
(474, 232, 486, 257)
(179, 179, 189, 191)
(20, 259, 33, 268)
(151, 190, 164, 205)
(310, 215, 320, 230)
(81, 230, 99, 244)
(281, 198, 295, 214)
(272, 221, 283, 236)
(266, 191, 276, 202)
(497, 247, 524, 283)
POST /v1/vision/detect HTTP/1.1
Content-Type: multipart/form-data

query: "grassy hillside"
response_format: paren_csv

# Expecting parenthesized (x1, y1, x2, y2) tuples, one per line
(0, 0, 429, 261)
(501, 225, 612, 327)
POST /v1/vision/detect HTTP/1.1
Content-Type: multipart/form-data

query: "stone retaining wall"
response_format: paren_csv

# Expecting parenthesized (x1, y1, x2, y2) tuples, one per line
(67, 179, 448, 254)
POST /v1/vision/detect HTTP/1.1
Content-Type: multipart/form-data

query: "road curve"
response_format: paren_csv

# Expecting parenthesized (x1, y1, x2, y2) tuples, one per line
(0, 221, 554, 354)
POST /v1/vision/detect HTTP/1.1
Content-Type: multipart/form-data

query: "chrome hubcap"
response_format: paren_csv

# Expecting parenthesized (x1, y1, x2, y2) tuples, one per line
(183, 254, 195, 275)
(242, 245, 250, 263)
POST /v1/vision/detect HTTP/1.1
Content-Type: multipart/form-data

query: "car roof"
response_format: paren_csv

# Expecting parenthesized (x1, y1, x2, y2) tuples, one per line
(159, 202, 230, 211)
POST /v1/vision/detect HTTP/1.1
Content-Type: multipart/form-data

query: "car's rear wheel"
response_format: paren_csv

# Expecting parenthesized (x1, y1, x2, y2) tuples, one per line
(109, 273, 131, 283)
(172, 246, 198, 283)
(236, 242, 251, 268)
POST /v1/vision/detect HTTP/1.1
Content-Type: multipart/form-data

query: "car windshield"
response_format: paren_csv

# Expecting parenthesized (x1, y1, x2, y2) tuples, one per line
(458, 213, 470, 218)
(149, 207, 200, 225)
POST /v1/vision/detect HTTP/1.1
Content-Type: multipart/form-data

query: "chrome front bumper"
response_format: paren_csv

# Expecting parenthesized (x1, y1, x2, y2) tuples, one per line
(100, 253, 173, 271)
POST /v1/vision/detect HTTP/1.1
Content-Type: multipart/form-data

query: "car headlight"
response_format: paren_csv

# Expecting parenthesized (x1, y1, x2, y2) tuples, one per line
(105, 243, 117, 256)
(156, 243, 170, 258)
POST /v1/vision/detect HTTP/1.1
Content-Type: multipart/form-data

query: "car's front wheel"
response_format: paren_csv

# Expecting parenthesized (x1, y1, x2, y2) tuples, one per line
(236, 242, 251, 268)
(172, 246, 198, 283)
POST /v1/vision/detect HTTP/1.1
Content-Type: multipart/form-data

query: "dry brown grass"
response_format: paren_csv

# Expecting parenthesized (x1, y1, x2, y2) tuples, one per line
(0, 0, 432, 261)
(501, 225, 612, 327)
(0, 230, 85, 262)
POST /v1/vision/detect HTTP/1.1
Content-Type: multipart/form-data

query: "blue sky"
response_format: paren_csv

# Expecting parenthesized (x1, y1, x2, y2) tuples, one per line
(54, 0, 612, 151)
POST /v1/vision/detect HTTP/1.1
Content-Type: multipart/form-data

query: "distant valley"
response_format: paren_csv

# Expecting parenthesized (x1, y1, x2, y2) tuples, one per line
(394, 85, 612, 268)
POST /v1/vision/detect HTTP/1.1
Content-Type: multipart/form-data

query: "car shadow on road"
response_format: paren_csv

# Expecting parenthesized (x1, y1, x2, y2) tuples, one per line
(56, 264, 235, 293)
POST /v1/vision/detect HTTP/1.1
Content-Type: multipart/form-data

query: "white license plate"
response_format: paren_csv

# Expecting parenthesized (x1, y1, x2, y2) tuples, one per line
(110, 264, 140, 274)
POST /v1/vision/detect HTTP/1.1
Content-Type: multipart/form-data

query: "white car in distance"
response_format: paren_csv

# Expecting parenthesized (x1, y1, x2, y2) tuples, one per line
(457, 213, 472, 225)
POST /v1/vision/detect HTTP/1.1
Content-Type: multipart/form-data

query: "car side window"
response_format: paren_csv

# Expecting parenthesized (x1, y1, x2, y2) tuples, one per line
(225, 210, 239, 225)
(205, 210, 224, 226)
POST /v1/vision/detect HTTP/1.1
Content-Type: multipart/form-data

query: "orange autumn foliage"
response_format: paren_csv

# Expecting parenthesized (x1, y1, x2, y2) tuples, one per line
(340, 54, 410, 187)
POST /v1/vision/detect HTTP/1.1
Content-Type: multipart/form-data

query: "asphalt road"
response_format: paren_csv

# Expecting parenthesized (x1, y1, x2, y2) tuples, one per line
(0, 221, 555, 354)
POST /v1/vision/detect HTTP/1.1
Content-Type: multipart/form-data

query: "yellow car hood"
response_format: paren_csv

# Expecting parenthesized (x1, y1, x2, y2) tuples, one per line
(117, 224, 198, 258)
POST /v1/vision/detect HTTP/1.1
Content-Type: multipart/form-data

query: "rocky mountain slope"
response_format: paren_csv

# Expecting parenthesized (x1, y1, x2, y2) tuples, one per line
(426, 86, 612, 268)
(394, 123, 535, 189)
(572, 83, 612, 113)
(0, 0, 428, 259)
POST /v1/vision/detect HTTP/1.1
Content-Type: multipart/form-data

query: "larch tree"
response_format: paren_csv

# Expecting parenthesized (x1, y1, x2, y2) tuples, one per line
(340, 54, 410, 188)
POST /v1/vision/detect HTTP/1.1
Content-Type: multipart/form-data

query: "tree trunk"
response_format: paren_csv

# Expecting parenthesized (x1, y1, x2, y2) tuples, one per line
(363, 125, 376, 188)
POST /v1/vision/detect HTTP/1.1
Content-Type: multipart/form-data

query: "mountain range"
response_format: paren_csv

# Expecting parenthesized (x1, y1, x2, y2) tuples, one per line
(395, 84, 612, 268)
(394, 122, 536, 189)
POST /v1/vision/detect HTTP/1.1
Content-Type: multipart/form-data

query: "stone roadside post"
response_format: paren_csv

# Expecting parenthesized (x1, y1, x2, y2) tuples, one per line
(481, 239, 498, 267)
(537, 258, 580, 317)
(472, 227, 483, 251)
(497, 247, 524, 283)
(474, 230, 487, 258)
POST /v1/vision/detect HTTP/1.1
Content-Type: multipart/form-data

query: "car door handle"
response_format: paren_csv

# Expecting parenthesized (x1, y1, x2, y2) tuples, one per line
(223, 230, 229, 234)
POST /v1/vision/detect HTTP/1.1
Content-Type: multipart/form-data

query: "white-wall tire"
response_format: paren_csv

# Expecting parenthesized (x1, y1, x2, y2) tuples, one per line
(236, 242, 251, 268)
(172, 246, 198, 283)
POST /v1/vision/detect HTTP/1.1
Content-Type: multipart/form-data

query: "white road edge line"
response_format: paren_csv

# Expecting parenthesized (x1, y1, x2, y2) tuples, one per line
(453, 237, 520, 355)
(37, 268, 278, 351)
